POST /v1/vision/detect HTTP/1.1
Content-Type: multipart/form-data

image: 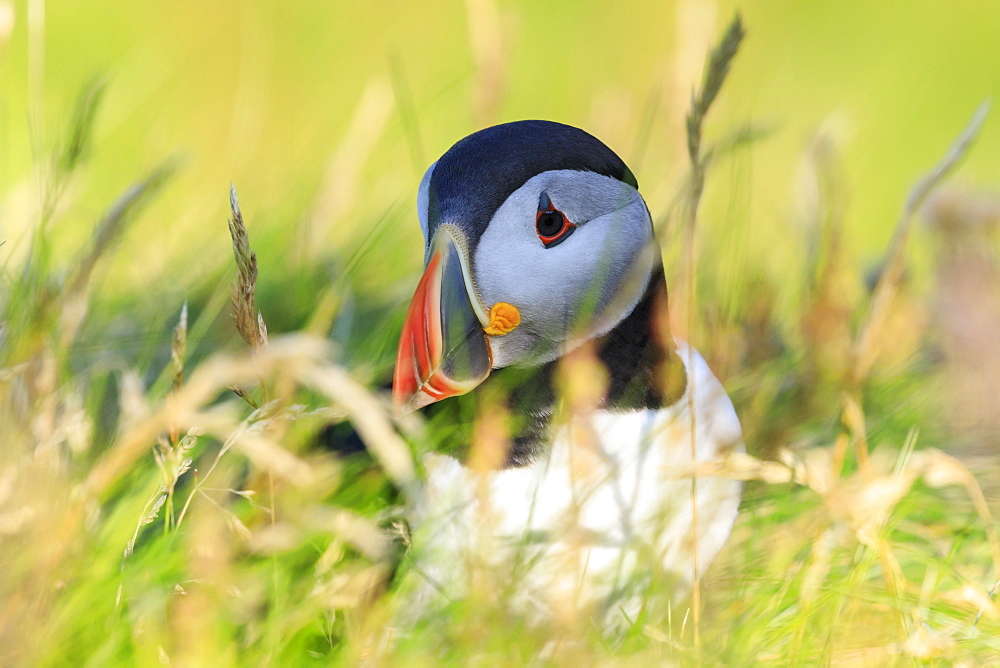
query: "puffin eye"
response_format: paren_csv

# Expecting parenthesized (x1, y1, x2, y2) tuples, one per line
(536, 211, 564, 237)
(535, 192, 576, 248)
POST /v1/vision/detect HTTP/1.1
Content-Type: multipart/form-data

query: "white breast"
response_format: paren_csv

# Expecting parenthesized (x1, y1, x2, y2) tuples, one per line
(400, 342, 743, 624)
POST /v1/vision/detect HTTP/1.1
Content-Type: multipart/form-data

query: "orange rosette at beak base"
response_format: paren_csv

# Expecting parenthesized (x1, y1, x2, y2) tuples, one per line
(393, 226, 496, 415)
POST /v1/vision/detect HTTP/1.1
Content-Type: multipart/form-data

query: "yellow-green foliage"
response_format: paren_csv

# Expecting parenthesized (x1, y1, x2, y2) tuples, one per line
(1, 1, 999, 664)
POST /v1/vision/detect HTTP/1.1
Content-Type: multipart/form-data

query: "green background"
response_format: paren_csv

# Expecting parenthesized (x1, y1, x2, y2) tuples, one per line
(2, 1, 997, 311)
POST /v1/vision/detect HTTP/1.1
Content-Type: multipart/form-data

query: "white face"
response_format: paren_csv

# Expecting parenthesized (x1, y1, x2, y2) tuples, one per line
(471, 170, 656, 368)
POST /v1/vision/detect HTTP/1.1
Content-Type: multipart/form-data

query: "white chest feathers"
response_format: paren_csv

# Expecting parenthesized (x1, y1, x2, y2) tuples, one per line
(400, 342, 744, 625)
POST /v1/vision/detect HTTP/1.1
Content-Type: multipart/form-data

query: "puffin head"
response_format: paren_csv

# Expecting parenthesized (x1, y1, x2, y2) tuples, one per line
(393, 120, 658, 414)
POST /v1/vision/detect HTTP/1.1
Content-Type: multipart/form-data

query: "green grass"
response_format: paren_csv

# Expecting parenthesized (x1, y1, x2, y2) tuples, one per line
(2, 1, 1000, 664)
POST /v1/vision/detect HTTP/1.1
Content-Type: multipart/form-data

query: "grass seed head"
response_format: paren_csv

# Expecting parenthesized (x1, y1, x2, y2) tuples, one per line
(227, 185, 268, 351)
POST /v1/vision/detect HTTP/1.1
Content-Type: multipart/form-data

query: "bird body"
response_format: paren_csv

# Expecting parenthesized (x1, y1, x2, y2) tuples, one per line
(409, 341, 742, 622)
(390, 120, 743, 623)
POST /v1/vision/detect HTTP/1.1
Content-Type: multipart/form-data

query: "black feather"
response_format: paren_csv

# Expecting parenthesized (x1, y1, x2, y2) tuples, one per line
(425, 120, 637, 249)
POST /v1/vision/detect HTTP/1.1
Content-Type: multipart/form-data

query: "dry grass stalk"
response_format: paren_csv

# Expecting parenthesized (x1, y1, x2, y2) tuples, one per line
(124, 426, 198, 556)
(678, 12, 745, 646)
(126, 305, 191, 552)
(228, 384, 259, 409)
(799, 130, 856, 387)
(66, 163, 177, 299)
(681, 440, 1000, 641)
(171, 302, 188, 392)
(302, 365, 415, 489)
(1, 159, 174, 375)
(71, 335, 390, 629)
(83, 335, 330, 499)
(841, 392, 872, 475)
(228, 185, 268, 351)
(169, 303, 188, 444)
(57, 78, 106, 176)
(835, 104, 989, 495)
(677, 443, 1000, 579)
(39, 79, 107, 226)
(227, 185, 270, 410)
(684, 14, 745, 179)
(849, 102, 989, 387)
(467, 387, 511, 474)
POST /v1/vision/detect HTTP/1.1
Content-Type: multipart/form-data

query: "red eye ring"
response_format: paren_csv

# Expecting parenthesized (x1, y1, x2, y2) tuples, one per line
(535, 205, 576, 248)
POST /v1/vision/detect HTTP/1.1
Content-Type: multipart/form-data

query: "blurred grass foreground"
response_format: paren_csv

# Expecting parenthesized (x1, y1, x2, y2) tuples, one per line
(2, 0, 1000, 664)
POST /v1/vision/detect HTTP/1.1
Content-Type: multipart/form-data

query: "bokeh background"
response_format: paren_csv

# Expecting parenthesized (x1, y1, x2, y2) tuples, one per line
(3, 1, 999, 344)
(2, 0, 1000, 663)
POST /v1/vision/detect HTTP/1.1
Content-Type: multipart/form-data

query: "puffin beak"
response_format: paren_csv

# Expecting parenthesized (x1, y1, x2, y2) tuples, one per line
(393, 225, 493, 415)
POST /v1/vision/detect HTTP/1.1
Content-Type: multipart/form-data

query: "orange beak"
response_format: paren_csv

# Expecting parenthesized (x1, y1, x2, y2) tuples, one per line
(393, 226, 493, 415)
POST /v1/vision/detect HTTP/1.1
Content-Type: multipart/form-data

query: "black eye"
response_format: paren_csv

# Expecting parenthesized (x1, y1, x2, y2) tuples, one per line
(536, 211, 564, 237)
(535, 191, 577, 248)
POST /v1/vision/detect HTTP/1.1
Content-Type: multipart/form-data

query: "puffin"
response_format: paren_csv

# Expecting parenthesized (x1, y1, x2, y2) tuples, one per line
(391, 120, 743, 625)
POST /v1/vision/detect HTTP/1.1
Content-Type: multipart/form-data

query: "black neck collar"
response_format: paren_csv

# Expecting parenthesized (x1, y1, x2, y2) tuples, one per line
(492, 265, 687, 467)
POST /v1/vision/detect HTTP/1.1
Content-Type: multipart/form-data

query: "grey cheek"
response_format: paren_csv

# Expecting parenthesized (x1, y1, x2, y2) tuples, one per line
(490, 324, 565, 368)
(489, 328, 538, 368)
(471, 172, 653, 367)
(476, 210, 639, 323)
